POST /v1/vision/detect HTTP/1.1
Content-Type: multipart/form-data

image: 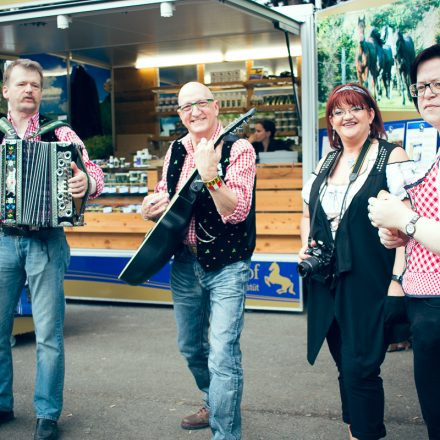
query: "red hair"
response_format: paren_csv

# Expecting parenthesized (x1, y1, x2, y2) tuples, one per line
(325, 83, 386, 150)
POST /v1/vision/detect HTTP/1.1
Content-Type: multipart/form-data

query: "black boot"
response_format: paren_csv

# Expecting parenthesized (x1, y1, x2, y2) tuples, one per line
(0, 410, 14, 425)
(34, 418, 58, 440)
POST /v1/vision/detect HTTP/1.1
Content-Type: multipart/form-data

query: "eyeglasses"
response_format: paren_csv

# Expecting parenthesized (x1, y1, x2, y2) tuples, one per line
(409, 80, 440, 97)
(331, 105, 365, 118)
(177, 99, 214, 113)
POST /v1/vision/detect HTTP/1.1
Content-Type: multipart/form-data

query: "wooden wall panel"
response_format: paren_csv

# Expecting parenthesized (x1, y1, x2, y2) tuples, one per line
(256, 164, 302, 189)
(67, 164, 304, 254)
(256, 189, 302, 212)
(256, 213, 301, 235)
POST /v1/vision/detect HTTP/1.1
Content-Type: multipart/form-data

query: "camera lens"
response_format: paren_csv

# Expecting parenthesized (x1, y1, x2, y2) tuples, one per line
(297, 256, 321, 278)
(298, 259, 312, 278)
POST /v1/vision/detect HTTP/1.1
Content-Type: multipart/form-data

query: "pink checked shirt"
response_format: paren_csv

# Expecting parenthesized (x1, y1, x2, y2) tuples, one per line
(156, 122, 256, 245)
(403, 158, 440, 296)
(8, 112, 104, 198)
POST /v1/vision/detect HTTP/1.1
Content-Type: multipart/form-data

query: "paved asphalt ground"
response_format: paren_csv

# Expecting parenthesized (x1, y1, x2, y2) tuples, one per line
(2, 302, 427, 440)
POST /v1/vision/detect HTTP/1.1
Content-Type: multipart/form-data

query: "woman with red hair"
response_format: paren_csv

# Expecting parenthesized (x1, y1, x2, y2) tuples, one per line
(299, 83, 409, 440)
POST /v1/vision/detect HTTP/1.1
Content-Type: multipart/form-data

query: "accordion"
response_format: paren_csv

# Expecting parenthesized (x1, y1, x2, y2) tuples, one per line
(0, 139, 89, 228)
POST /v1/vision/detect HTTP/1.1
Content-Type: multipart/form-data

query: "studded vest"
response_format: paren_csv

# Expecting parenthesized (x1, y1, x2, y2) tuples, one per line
(167, 137, 256, 272)
(309, 139, 396, 277)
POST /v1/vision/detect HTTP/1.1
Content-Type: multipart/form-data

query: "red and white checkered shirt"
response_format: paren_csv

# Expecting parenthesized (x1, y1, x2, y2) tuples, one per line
(7, 112, 104, 198)
(156, 122, 256, 245)
(403, 158, 440, 296)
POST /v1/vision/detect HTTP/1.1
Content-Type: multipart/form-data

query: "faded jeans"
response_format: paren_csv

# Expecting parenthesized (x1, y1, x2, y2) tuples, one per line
(0, 228, 70, 421)
(171, 248, 251, 440)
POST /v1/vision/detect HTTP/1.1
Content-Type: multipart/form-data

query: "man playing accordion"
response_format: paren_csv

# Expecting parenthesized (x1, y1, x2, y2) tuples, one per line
(0, 59, 104, 440)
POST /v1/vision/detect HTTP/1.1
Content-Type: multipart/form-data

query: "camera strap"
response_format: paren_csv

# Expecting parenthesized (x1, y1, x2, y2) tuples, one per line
(308, 137, 372, 246)
(337, 137, 372, 220)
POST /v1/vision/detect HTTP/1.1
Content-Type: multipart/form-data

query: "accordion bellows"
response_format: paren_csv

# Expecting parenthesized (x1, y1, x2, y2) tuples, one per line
(1, 139, 89, 227)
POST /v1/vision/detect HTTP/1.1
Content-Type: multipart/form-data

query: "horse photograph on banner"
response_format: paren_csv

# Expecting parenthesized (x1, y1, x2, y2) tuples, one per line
(317, 0, 440, 117)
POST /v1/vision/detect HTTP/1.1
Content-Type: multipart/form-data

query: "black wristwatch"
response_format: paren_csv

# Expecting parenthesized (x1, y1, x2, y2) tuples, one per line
(391, 274, 403, 284)
(405, 214, 421, 237)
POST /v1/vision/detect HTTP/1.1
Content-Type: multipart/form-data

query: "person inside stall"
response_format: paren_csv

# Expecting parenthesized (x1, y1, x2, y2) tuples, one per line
(0, 59, 104, 440)
(299, 83, 409, 440)
(368, 43, 440, 440)
(247, 119, 289, 161)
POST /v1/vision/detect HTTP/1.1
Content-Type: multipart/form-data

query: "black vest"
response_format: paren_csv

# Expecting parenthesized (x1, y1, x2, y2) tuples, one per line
(167, 136, 256, 272)
(309, 139, 397, 276)
(306, 139, 399, 365)
(0, 113, 60, 143)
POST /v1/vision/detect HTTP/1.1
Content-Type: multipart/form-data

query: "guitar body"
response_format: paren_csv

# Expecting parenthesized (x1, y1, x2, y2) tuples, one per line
(119, 172, 197, 285)
(118, 108, 256, 285)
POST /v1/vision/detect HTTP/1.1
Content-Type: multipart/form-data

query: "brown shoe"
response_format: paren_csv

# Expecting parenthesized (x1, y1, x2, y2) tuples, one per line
(181, 407, 209, 430)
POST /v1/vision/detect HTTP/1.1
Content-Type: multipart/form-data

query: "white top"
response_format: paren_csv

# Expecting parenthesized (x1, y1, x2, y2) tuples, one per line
(301, 146, 434, 236)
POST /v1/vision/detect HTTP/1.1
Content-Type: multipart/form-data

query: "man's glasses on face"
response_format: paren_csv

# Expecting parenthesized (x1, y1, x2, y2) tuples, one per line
(177, 99, 214, 113)
(409, 80, 440, 98)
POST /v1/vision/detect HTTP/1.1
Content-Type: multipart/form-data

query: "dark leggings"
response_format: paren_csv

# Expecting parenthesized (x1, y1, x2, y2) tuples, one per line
(406, 297, 440, 440)
(326, 320, 387, 440)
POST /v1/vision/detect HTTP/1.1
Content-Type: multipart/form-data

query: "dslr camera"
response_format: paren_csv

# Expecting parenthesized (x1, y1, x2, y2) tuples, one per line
(298, 240, 333, 279)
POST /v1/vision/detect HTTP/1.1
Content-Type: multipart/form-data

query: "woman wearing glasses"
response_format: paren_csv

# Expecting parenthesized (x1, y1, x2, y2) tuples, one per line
(299, 83, 409, 440)
(368, 44, 440, 440)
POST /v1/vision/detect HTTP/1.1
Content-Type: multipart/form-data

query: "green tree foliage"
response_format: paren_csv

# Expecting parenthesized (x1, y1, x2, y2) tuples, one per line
(317, 16, 357, 107)
(371, 0, 440, 32)
(84, 135, 113, 160)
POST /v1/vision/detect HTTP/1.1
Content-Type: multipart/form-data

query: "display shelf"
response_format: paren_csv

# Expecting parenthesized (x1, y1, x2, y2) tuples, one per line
(156, 110, 177, 116)
(101, 166, 156, 172)
(219, 107, 248, 113)
(100, 164, 162, 194)
(94, 193, 145, 199)
(245, 78, 294, 86)
(152, 78, 294, 91)
(254, 104, 295, 112)
(150, 67, 300, 147)
(275, 131, 297, 137)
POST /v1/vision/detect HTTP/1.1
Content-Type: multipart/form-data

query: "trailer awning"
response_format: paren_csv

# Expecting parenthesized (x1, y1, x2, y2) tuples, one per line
(0, 0, 302, 68)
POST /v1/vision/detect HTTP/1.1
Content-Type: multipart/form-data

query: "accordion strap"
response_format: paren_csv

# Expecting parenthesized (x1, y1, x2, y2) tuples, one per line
(0, 117, 18, 139)
(28, 120, 70, 139)
(0, 116, 70, 141)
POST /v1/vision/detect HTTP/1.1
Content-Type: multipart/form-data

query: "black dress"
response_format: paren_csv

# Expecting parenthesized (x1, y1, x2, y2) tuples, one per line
(306, 139, 407, 439)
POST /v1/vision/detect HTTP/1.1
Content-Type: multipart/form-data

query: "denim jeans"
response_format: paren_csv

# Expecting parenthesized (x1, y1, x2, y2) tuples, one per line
(171, 248, 251, 440)
(0, 228, 70, 421)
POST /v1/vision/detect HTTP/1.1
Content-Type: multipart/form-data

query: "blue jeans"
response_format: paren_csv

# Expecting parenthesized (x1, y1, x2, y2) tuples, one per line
(0, 228, 70, 421)
(171, 248, 251, 440)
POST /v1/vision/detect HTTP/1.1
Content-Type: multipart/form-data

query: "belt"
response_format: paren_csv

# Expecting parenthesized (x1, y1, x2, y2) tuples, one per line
(187, 244, 197, 257)
(0, 225, 51, 237)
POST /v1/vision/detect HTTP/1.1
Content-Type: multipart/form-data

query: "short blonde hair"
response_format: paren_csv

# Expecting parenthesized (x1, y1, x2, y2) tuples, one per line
(3, 59, 44, 87)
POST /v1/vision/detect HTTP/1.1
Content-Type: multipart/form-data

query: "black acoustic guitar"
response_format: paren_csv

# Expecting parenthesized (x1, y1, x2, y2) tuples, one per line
(118, 108, 256, 285)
